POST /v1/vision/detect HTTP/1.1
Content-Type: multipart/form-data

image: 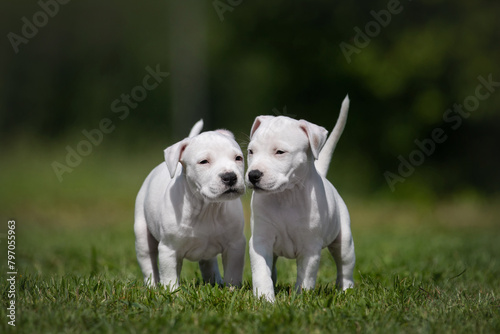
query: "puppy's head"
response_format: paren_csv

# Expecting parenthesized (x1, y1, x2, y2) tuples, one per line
(246, 116, 328, 193)
(164, 130, 245, 201)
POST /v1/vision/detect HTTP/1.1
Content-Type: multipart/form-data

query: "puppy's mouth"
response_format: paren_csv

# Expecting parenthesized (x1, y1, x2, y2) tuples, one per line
(223, 187, 241, 194)
(247, 183, 266, 192)
(248, 184, 263, 191)
(204, 185, 245, 201)
(247, 182, 286, 194)
(209, 188, 242, 202)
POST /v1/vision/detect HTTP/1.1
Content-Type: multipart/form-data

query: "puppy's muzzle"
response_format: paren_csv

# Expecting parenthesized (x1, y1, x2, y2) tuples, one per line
(248, 170, 263, 185)
(220, 172, 238, 187)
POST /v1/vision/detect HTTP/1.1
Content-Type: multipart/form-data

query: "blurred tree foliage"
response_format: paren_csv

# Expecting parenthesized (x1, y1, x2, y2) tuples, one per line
(1, 0, 499, 198)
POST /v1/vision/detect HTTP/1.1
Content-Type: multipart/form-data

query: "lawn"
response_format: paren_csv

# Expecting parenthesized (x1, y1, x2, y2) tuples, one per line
(1, 142, 499, 333)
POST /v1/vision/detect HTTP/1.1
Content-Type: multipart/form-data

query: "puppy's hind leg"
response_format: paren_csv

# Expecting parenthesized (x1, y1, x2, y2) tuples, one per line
(134, 214, 160, 287)
(328, 223, 355, 290)
(199, 257, 223, 285)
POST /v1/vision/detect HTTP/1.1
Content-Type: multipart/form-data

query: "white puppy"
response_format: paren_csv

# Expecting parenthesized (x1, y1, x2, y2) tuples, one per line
(134, 120, 246, 289)
(247, 96, 355, 302)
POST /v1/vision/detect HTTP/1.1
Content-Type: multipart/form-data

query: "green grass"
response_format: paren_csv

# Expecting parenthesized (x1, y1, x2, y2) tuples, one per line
(1, 142, 499, 333)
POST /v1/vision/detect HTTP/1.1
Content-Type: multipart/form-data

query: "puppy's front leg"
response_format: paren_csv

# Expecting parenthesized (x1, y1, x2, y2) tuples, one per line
(199, 258, 223, 285)
(249, 236, 276, 302)
(295, 251, 321, 293)
(222, 237, 245, 286)
(157, 242, 183, 290)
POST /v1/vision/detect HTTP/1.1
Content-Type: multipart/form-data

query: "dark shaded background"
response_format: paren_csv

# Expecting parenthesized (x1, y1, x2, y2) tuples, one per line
(1, 0, 499, 200)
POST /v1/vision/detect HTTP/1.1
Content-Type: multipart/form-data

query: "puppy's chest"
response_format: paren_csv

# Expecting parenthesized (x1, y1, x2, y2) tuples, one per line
(272, 218, 316, 257)
(181, 238, 224, 261)
(171, 219, 228, 261)
(257, 198, 334, 258)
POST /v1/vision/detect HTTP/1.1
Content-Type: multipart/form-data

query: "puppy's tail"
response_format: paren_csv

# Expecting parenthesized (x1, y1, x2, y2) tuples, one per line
(315, 95, 349, 177)
(188, 119, 204, 138)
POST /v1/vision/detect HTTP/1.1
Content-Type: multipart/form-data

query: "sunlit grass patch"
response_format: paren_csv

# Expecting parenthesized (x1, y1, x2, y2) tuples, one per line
(1, 144, 499, 333)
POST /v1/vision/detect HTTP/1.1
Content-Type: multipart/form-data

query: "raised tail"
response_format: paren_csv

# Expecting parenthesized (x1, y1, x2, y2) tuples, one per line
(315, 95, 350, 177)
(188, 119, 204, 138)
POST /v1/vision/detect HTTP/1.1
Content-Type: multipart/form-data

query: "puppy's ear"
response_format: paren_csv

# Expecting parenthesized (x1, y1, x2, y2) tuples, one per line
(215, 129, 235, 139)
(164, 138, 190, 178)
(250, 116, 274, 138)
(298, 120, 328, 160)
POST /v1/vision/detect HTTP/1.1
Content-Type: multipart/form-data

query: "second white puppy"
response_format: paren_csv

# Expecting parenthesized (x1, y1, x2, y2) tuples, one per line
(134, 120, 246, 289)
(247, 96, 355, 302)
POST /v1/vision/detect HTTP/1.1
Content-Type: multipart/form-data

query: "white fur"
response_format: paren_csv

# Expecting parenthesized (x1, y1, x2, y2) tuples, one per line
(134, 120, 246, 289)
(246, 96, 355, 302)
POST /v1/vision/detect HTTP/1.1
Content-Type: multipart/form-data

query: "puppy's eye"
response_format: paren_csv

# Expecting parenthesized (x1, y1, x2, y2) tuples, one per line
(235, 155, 243, 162)
(248, 149, 253, 155)
(199, 160, 209, 165)
(276, 150, 286, 155)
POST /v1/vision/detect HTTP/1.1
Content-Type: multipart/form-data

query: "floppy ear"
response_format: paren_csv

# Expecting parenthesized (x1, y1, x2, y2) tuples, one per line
(250, 116, 274, 138)
(298, 120, 328, 160)
(215, 129, 235, 140)
(164, 138, 190, 178)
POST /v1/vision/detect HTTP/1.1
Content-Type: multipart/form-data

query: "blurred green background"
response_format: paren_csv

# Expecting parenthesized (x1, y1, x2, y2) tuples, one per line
(1, 0, 499, 228)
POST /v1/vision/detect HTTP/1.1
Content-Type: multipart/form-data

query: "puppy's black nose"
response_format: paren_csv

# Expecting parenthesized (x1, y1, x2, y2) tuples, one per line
(220, 172, 238, 186)
(248, 170, 263, 185)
